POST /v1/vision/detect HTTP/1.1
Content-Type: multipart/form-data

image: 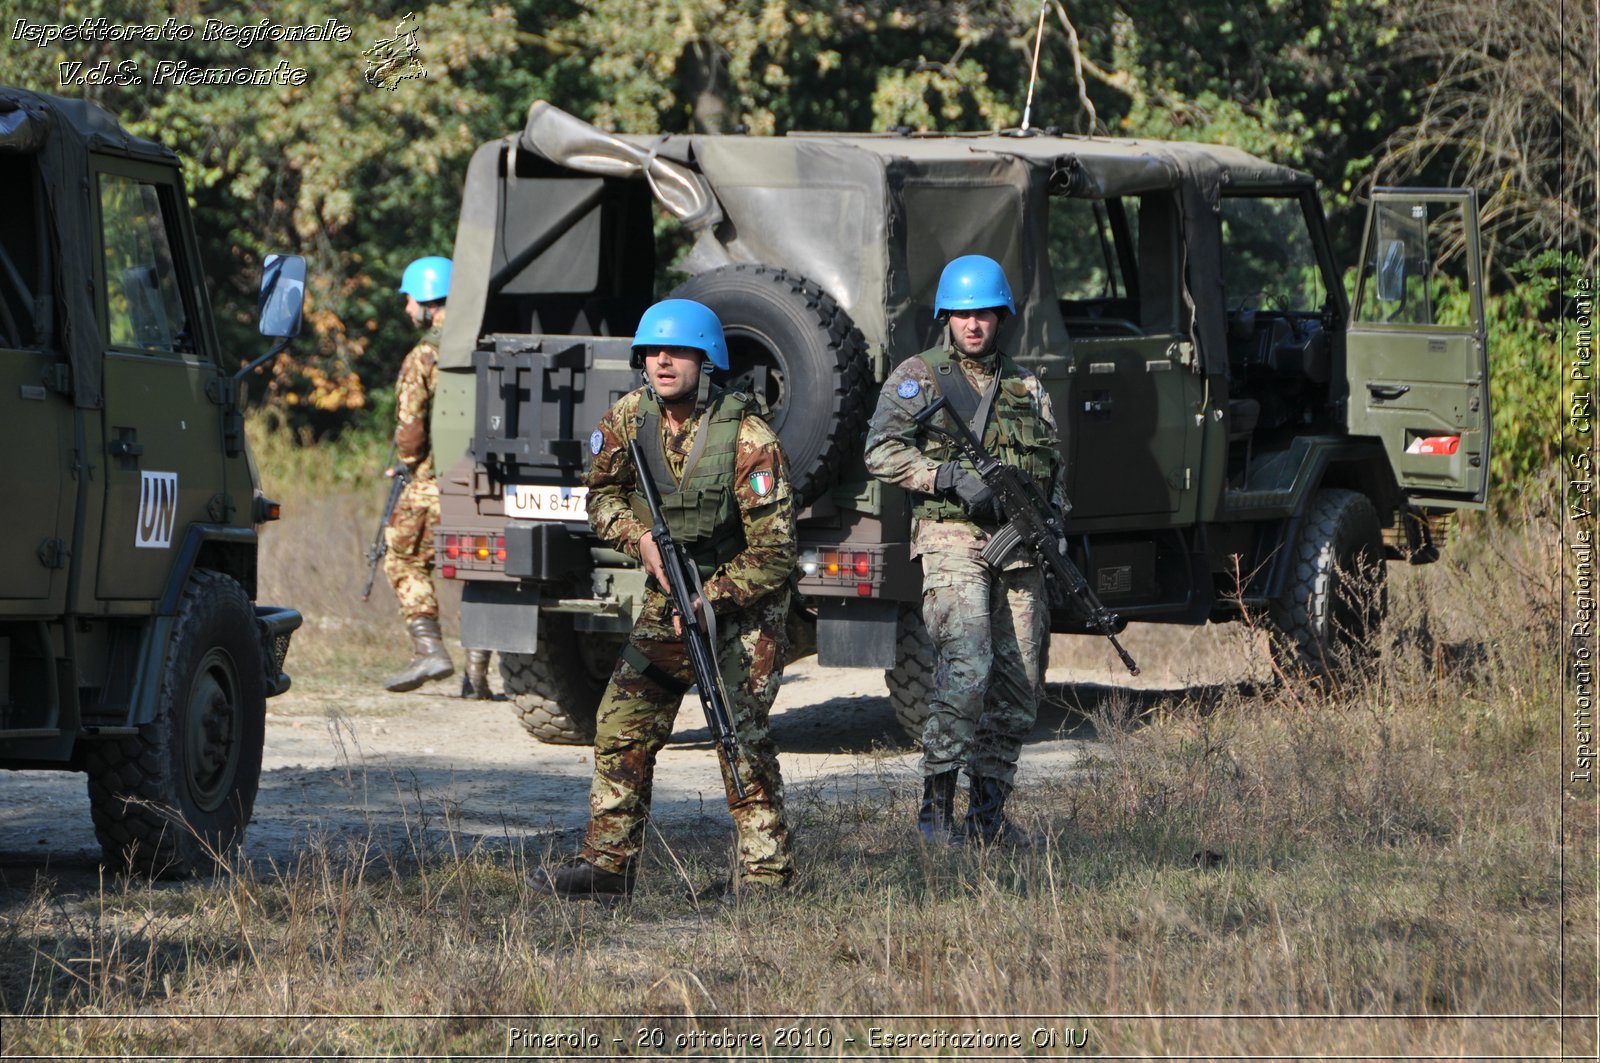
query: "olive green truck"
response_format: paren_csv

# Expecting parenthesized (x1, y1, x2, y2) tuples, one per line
(431, 101, 1490, 743)
(0, 87, 304, 875)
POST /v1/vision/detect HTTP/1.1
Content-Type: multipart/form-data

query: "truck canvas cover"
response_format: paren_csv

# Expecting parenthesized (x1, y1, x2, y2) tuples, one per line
(439, 101, 1313, 379)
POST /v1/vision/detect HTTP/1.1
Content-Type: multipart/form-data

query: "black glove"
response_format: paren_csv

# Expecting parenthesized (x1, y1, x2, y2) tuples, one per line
(935, 461, 1000, 523)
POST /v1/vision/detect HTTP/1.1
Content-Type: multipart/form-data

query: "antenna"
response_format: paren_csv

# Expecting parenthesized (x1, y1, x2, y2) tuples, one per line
(1019, 0, 1050, 133)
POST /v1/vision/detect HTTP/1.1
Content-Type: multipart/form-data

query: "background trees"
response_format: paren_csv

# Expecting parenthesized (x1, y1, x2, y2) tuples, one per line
(7, 0, 1590, 482)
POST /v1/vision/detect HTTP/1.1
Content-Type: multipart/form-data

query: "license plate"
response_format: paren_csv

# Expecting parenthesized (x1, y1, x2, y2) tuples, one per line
(504, 484, 589, 521)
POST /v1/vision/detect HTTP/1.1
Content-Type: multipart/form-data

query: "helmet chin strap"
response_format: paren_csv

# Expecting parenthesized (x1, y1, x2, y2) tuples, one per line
(642, 362, 714, 410)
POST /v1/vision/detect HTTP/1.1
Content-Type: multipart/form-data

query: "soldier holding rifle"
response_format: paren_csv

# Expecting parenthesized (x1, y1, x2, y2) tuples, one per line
(864, 254, 1067, 847)
(377, 256, 494, 698)
(528, 299, 797, 900)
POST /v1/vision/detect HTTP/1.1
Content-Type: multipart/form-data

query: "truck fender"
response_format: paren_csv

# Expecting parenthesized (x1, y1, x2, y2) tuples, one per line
(127, 524, 300, 724)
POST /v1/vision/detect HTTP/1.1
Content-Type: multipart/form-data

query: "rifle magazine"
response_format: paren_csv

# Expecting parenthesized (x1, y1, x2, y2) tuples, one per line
(980, 523, 1025, 568)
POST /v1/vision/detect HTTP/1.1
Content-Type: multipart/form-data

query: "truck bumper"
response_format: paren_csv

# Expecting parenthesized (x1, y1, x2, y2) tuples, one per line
(255, 605, 303, 697)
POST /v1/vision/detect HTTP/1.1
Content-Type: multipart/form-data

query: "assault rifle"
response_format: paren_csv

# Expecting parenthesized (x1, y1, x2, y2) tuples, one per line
(628, 438, 747, 798)
(914, 395, 1140, 675)
(362, 446, 411, 601)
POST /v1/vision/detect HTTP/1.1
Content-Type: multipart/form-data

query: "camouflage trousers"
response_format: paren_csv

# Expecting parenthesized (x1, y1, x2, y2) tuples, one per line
(581, 588, 794, 885)
(384, 476, 439, 623)
(920, 549, 1048, 785)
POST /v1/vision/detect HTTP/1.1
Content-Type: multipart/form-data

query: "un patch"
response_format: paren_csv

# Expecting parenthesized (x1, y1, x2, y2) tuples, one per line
(589, 429, 604, 455)
(749, 469, 774, 496)
(897, 378, 921, 399)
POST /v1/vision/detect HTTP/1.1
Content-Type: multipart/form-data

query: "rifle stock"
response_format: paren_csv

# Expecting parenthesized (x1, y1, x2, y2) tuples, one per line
(628, 438, 748, 799)
(914, 395, 1140, 675)
(362, 445, 411, 601)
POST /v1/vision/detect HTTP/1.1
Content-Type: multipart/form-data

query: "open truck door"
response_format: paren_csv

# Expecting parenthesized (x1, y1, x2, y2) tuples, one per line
(1346, 188, 1490, 507)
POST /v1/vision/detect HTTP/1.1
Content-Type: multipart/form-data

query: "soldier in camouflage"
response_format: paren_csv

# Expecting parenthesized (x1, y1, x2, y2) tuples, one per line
(529, 299, 797, 900)
(864, 254, 1065, 846)
(381, 256, 491, 696)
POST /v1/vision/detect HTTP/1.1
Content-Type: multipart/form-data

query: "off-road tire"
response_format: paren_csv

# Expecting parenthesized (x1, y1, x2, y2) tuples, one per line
(500, 615, 617, 745)
(668, 265, 871, 506)
(84, 570, 265, 877)
(884, 605, 935, 741)
(1268, 488, 1388, 678)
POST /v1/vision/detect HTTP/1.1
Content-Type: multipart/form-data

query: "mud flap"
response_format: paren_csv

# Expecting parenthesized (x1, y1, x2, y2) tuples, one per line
(815, 598, 899, 668)
(462, 581, 541, 654)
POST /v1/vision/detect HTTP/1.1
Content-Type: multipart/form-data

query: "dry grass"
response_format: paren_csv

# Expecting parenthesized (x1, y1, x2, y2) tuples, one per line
(0, 426, 1591, 1056)
(248, 414, 465, 689)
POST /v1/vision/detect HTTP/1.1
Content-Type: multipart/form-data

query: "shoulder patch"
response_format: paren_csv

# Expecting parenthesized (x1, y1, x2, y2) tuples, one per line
(749, 469, 774, 497)
(897, 378, 921, 399)
(589, 429, 604, 455)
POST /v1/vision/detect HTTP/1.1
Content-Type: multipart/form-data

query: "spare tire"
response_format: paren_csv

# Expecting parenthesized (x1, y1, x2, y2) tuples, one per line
(668, 265, 870, 506)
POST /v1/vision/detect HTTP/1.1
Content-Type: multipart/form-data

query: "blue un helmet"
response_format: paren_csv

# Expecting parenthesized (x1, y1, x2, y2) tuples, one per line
(398, 256, 452, 303)
(934, 254, 1016, 317)
(631, 298, 728, 370)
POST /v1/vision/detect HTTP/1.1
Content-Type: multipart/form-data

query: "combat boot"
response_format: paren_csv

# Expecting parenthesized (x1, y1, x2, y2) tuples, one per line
(694, 871, 791, 906)
(527, 858, 636, 900)
(963, 776, 1045, 847)
(462, 648, 493, 699)
(382, 617, 455, 692)
(916, 769, 961, 844)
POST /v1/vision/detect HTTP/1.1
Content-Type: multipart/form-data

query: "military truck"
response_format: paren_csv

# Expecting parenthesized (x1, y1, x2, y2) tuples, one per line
(0, 87, 304, 874)
(433, 101, 1489, 743)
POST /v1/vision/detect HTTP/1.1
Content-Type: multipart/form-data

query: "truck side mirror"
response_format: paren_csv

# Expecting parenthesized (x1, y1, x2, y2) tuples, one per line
(258, 255, 306, 338)
(1375, 239, 1406, 304)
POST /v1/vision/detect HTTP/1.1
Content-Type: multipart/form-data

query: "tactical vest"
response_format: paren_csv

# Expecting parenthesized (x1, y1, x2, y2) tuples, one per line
(627, 388, 753, 576)
(912, 346, 1059, 521)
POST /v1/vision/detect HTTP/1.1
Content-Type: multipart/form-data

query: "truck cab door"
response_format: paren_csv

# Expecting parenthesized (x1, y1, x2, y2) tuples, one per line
(1346, 189, 1490, 506)
(92, 161, 228, 600)
(1048, 191, 1202, 527)
(0, 155, 72, 606)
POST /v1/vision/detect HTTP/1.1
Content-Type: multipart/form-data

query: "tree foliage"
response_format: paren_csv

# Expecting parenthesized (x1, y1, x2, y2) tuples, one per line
(5, 0, 1582, 488)
(8, 0, 582, 424)
(1376, 0, 1597, 272)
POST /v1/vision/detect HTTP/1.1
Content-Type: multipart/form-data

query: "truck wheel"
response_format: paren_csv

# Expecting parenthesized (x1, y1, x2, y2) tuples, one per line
(500, 616, 616, 745)
(1268, 488, 1388, 678)
(668, 265, 871, 506)
(884, 605, 935, 742)
(84, 570, 265, 877)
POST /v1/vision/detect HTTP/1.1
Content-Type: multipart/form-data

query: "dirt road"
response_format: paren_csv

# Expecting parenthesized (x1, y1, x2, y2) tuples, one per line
(0, 626, 1260, 876)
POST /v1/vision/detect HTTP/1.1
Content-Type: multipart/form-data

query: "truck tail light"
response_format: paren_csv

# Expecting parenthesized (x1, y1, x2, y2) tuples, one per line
(436, 531, 505, 573)
(798, 544, 885, 594)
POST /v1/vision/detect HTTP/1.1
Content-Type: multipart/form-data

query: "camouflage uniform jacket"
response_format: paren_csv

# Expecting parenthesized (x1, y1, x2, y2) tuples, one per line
(864, 341, 1067, 569)
(585, 386, 797, 609)
(393, 327, 441, 483)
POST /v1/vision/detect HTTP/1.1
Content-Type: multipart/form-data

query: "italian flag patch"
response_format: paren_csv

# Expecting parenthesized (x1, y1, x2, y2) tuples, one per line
(749, 470, 774, 496)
